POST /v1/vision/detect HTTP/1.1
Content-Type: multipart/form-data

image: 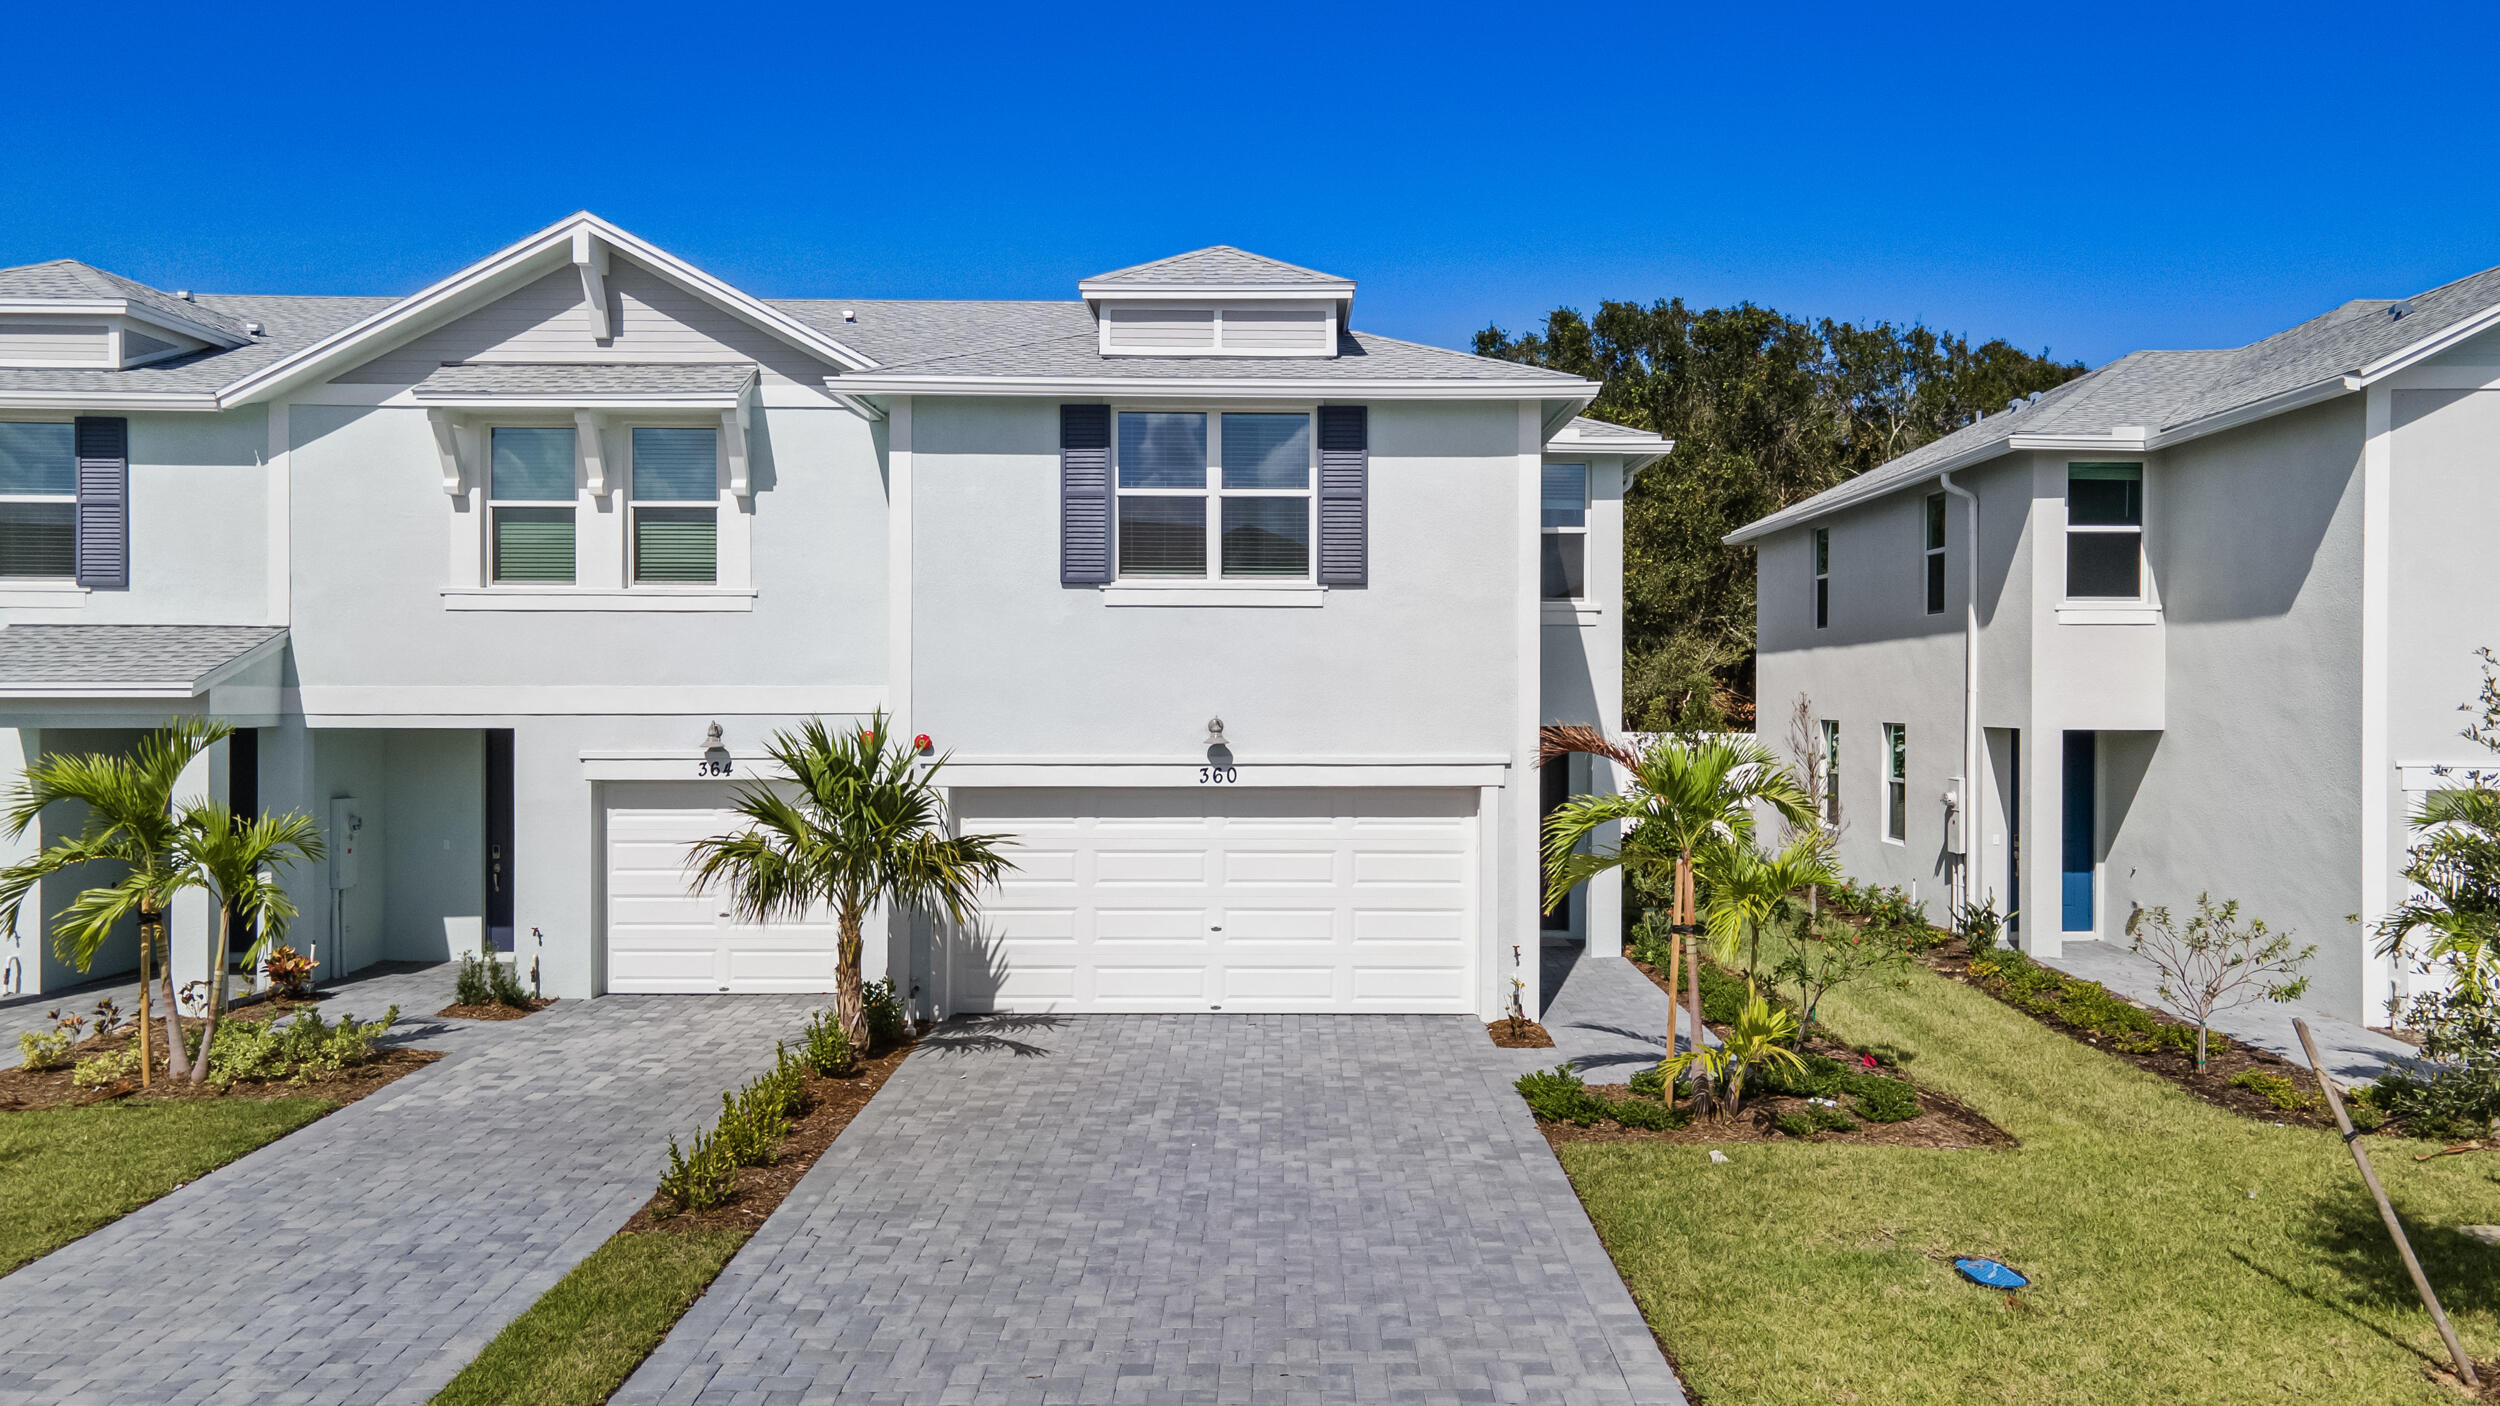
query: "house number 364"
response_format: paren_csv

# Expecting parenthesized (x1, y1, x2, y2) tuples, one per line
(1198, 765, 1240, 784)
(696, 758, 734, 776)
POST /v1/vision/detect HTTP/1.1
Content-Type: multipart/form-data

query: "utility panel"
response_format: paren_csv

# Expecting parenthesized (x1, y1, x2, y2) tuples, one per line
(330, 799, 362, 891)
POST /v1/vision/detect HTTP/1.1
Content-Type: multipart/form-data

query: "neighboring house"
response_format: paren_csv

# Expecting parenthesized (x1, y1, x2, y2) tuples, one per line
(1730, 263, 2500, 1024)
(0, 214, 1665, 1020)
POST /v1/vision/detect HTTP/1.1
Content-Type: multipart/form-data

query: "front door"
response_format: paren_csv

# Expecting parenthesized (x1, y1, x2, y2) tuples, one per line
(2060, 731, 2094, 934)
(486, 730, 515, 954)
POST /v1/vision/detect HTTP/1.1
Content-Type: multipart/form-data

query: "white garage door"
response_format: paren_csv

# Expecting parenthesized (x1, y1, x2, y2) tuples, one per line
(605, 782, 838, 994)
(949, 787, 1479, 1013)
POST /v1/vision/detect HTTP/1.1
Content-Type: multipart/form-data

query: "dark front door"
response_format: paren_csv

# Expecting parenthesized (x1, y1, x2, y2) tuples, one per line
(226, 728, 260, 970)
(2060, 731, 2094, 933)
(486, 730, 515, 953)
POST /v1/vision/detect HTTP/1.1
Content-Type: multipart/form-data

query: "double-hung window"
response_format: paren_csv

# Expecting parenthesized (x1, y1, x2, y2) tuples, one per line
(488, 427, 576, 583)
(1882, 723, 1907, 843)
(1812, 527, 1830, 629)
(0, 423, 76, 578)
(1820, 718, 1841, 825)
(1923, 492, 1947, 614)
(1541, 462, 1589, 599)
(1115, 411, 1312, 579)
(2066, 463, 2142, 599)
(631, 427, 718, 584)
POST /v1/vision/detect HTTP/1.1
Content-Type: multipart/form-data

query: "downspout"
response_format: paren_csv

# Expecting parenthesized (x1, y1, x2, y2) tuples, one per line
(1939, 470, 1980, 912)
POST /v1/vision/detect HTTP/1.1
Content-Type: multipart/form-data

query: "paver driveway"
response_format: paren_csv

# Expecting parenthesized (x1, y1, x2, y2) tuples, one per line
(620, 1013, 1684, 1405)
(0, 967, 820, 1406)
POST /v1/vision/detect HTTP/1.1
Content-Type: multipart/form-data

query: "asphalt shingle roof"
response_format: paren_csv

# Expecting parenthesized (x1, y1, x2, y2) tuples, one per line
(0, 625, 284, 690)
(851, 324, 1590, 383)
(1082, 246, 1350, 288)
(0, 294, 389, 396)
(410, 362, 758, 397)
(0, 260, 257, 340)
(1730, 261, 2500, 543)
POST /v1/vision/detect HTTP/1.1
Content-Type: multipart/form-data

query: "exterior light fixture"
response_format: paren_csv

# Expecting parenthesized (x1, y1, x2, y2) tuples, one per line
(1203, 717, 1227, 747)
(701, 721, 732, 776)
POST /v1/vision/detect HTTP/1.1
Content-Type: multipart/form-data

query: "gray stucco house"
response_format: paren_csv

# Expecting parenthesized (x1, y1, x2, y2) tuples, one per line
(0, 213, 1665, 1020)
(1731, 263, 2500, 1023)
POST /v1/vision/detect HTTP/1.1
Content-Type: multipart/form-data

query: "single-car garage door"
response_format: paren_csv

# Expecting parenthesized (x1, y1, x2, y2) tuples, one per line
(948, 787, 1479, 1013)
(605, 781, 837, 993)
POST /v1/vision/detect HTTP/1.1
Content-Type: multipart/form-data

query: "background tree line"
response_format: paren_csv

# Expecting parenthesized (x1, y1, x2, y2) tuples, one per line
(1476, 301, 2083, 728)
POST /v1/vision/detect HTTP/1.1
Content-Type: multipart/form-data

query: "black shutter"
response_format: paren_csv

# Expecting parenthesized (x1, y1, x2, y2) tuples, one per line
(1060, 404, 1112, 584)
(73, 417, 128, 589)
(1316, 405, 1367, 586)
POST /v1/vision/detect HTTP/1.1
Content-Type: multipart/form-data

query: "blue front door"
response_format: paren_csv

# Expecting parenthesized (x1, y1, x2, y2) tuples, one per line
(2061, 731, 2095, 931)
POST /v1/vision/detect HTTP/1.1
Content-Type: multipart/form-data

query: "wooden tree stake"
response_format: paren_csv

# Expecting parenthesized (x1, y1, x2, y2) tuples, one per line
(2293, 1018, 2479, 1388)
(136, 920, 152, 1090)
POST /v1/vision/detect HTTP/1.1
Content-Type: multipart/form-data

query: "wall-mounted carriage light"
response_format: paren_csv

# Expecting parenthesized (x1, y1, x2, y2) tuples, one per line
(1203, 717, 1226, 747)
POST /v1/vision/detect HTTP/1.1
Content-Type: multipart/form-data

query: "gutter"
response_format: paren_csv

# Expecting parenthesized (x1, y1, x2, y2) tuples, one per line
(1938, 469, 1980, 913)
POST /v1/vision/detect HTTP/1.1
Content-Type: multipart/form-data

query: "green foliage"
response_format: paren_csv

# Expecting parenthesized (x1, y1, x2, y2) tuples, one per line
(1827, 878, 1932, 934)
(454, 951, 533, 1009)
(1716, 991, 1807, 1113)
(799, 1007, 855, 1076)
(1696, 960, 1757, 1027)
(1773, 1104, 1859, 1137)
(710, 1090, 783, 1168)
(1478, 305, 2080, 717)
(1696, 835, 1837, 981)
(656, 1131, 735, 1213)
(1608, 1097, 1690, 1131)
(1774, 915, 1912, 1031)
(1967, 946, 2225, 1061)
(1949, 894, 2009, 953)
(2370, 1064, 2497, 1142)
(198, 1005, 397, 1089)
(454, 953, 493, 1007)
(486, 954, 532, 1007)
(18, 1028, 71, 1071)
(1749, 1050, 1923, 1123)
(2229, 1069, 2322, 1114)
(1542, 732, 1815, 925)
(861, 978, 907, 1053)
(431, 1228, 746, 1406)
(1628, 1064, 1670, 1100)
(2125, 894, 2314, 1067)
(70, 1047, 139, 1089)
(1518, 1066, 1611, 1126)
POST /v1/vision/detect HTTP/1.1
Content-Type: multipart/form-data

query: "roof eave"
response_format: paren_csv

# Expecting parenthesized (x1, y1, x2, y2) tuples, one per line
(0, 390, 223, 412)
(0, 299, 249, 349)
(2349, 300, 2500, 385)
(827, 374, 1601, 401)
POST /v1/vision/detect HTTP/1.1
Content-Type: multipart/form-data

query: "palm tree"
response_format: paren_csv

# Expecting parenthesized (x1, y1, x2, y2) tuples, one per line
(1542, 727, 1814, 1082)
(0, 719, 231, 1082)
(686, 714, 1013, 1048)
(1697, 835, 1838, 988)
(180, 801, 324, 1083)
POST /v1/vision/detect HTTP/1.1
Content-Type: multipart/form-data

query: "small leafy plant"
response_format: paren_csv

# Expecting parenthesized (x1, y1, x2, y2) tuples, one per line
(71, 1047, 140, 1088)
(1968, 946, 2226, 1060)
(17, 1007, 81, 1070)
(1752, 1051, 1924, 1123)
(453, 954, 493, 1007)
(799, 1008, 855, 1076)
(657, 1130, 735, 1213)
(1949, 894, 2010, 953)
(861, 978, 908, 1052)
(1774, 1104, 1859, 1137)
(262, 945, 315, 998)
(199, 1005, 397, 1089)
(2230, 1069, 2322, 1114)
(1518, 1066, 1611, 1125)
(2126, 895, 2313, 1068)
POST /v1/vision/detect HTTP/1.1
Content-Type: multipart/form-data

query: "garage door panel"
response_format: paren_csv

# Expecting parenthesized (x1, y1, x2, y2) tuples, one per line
(605, 783, 837, 995)
(727, 948, 838, 984)
(985, 908, 1077, 939)
(950, 787, 1478, 1014)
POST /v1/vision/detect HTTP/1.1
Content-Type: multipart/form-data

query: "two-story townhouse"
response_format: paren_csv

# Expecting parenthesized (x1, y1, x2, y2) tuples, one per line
(0, 214, 1664, 1021)
(1730, 261, 2500, 1024)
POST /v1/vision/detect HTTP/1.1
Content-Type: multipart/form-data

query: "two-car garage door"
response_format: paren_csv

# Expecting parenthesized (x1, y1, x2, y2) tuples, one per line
(947, 787, 1480, 1013)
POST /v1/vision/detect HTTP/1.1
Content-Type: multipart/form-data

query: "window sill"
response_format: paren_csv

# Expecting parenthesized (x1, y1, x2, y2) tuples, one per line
(1100, 582, 1325, 608)
(2056, 602, 2161, 626)
(442, 587, 755, 612)
(1541, 600, 1602, 625)
(0, 582, 89, 609)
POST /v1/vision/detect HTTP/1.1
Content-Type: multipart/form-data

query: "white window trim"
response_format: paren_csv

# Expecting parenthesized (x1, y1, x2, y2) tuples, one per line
(1923, 491, 1947, 615)
(0, 418, 80, 586)
(2061, 461, 2148, 607)
(486, 425, 579, 586)
(1542, 461, 1589, 603)
(441, 410, 752, 606)
(1096, 300, 1340, 358)
(1111, 407, 1318, 590)
(1881, 722, 1907, 845)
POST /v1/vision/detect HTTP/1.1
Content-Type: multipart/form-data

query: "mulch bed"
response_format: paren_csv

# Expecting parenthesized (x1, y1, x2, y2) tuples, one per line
(0, 999, 441, 1112)
(437, 998, 555, 1022)
(1488, 1018, 1555, 1048)
(1919, 941, 2347, 1130)
(1575, 953, 2015, 1150)
(620, 1038, 914, 1238)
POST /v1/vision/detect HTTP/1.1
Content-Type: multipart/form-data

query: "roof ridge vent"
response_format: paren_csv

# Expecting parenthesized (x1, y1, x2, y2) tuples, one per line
(2389, 300, 2411, 321)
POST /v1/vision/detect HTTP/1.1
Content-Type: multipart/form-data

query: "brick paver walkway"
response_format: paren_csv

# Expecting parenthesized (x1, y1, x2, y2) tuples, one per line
(619, 1013, 1685, 1406)
(0, 982, 821, 1405)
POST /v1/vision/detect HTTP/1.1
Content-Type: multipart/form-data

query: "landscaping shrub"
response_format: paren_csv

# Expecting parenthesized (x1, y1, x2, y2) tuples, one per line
(799, 1008, 855, 1076)
(656, 1131, 735, 1213)
(2370, 1065, 2495, 1141)
(1518, 1066, 1610, 1126)
(1848, 1076, 1920, 1123)
(196, 1006, 398, 1089)
(261, 945, 315, 998)
(1628, 1065, 1669, 1100)
(861, 979, 907, 1052)
(454, 954, 493, 1007)
(1774, 1104, 1858, 1137)
(1608, 1097, 1691, 1131)
(710, 1090, 783, 1168)
(2229, 1070, 2321, 1114)
(18, 1028, 72, 1072)
(1967, 947, 2225, 1060)
(71, 1047, 139, 1088)
(1750, 1051, 1922, 1122)
(488, 956, 533, 1008)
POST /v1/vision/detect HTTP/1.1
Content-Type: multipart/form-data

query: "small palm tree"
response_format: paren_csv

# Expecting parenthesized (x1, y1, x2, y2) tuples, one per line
(180, 801, 324, 1083)
(0, 720, 229, 1082)
(687, 714, 1013, 1049)
(1542, 727, 1813, 1082)
(1697, 835, 1838, 986)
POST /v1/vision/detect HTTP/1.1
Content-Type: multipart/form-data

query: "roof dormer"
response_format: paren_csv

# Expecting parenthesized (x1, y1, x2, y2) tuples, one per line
(1079, 246, 1353, 359)
(0, 260, 256, 369)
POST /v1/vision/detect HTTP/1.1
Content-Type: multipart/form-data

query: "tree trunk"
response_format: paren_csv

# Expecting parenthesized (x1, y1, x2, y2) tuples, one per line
(1676, 849, 1708, 1102)
(1661, 912, 1682, 1107)
(136, 917, 153, 1089)
(190, 908, 231, 1085)
(833, 907, 868, 1053)
(2196, 1022, 2208, 1069)
(154, 918, 190, 1082)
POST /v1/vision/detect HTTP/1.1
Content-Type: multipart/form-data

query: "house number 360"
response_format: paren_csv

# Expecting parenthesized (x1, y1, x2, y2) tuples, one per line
(1198, 765, 1239, 784)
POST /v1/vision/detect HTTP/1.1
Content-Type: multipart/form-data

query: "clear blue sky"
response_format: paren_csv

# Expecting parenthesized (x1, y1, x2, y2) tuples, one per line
(6, 0, 2496, 369)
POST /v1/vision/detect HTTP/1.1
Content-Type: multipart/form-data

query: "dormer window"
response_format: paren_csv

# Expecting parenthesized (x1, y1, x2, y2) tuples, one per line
(1079, 246, 1354, 359)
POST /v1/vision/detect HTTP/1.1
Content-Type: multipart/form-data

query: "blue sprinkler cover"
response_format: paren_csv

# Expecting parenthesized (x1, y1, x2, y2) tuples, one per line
(1954, 1257, 2029, 1290)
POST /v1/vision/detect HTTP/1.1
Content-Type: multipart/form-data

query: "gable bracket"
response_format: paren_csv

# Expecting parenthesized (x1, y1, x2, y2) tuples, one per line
(427, 408, 464, 495)
(722, 400, 751, 497)
(573, 228, 612, 342)
(575, 409, 608, 495)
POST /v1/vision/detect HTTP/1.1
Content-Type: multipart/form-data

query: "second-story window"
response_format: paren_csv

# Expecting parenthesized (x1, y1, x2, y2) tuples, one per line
(1812, 527, 1830, 629)
(1883, 723, 1907, 843)
(2067, 463, 2142, 599)
(489, 427, 575, 584)
(1115, 411, 1312, 580)
(0, 422, 76, 578)
(1924, 491, 1946, 614)
(1542, 462, 1588, 599)
(1820, 718, 1841, 825)
(631, 427, 718, 584)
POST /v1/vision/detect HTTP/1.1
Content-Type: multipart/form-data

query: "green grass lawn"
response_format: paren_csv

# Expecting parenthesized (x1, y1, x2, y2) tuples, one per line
(1558, 957, 2500, 1405)
(0, 1099, 332, 1274)
(431, 1230, 745, 1406)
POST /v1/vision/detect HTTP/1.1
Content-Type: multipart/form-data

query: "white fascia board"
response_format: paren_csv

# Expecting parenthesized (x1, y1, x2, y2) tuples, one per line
(0, 390, 222, 412)
(408, 392, 752, 411)
(190, 631, 291, 693)
(1722, 434, 2016, 546)
(2004, 433, 2152, 452)
(0, 683, 204, 700)
(1079, 281, 1356, 302)
(0, 300, 247, 349)
(2138, 376, 2353, 448)
(2348, 300, 2500, 385)
(215, 212, 877, 407)
(826, 374, 1602, 401)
